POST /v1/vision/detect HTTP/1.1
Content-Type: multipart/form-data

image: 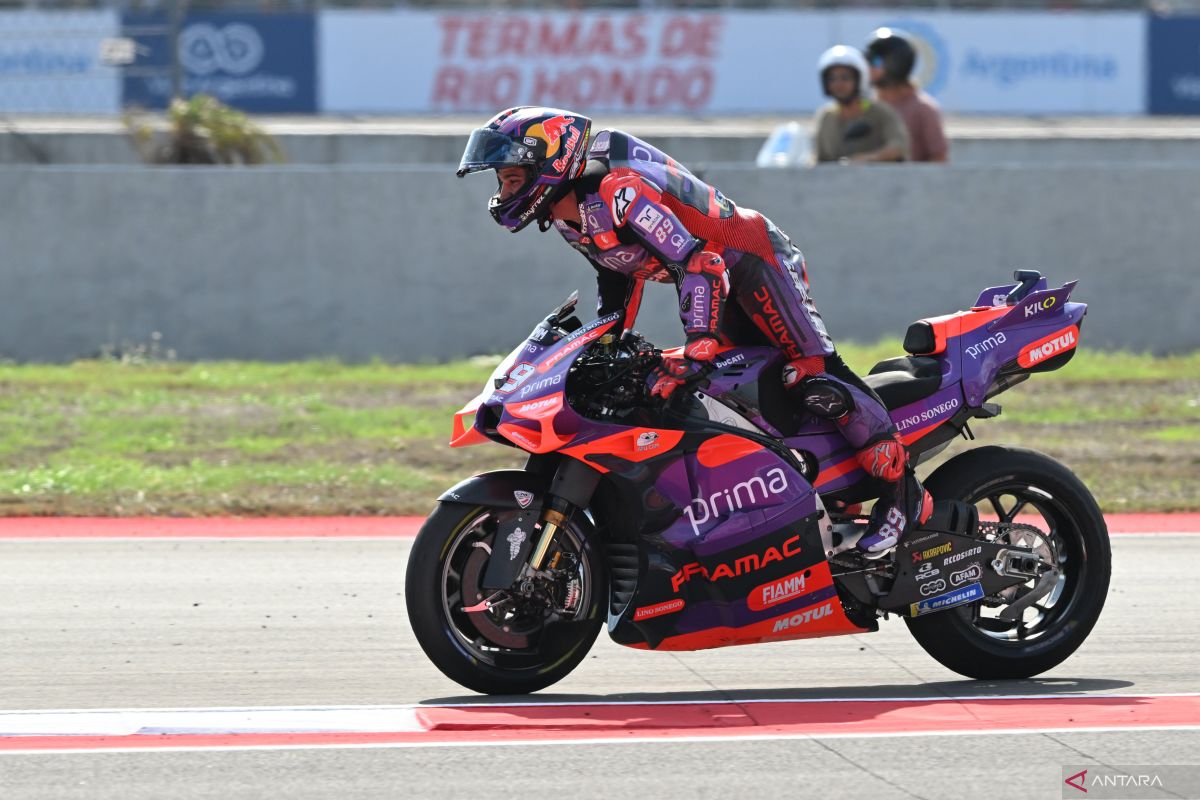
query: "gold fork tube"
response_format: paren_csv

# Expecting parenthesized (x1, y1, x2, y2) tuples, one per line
(528, 508, 569, 570)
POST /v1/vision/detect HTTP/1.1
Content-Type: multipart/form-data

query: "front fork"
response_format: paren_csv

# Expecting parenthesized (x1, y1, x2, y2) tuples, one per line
(528, 456, 602, 567)
(479, 456, 602, 592)
(528, 506, 571, 570)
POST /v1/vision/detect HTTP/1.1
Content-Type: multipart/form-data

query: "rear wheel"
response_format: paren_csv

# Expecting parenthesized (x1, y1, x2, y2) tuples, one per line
(906, 446, 1110, 679)
(405, 502, 606, 695)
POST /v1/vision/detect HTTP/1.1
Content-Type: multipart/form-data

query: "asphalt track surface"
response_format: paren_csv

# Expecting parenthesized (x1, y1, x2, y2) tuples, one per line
(1, 515, 1197, 800)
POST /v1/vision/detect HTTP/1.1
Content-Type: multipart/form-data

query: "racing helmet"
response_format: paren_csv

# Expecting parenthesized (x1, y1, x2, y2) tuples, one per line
(817, 45, 869, 98)
(864, 27, 916, 83)
(456, 107, 591, 233)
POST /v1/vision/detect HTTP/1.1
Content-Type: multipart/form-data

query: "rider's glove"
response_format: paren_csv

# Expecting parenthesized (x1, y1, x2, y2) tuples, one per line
(649, 335, 720, 399)
(683, 334, 721, 362)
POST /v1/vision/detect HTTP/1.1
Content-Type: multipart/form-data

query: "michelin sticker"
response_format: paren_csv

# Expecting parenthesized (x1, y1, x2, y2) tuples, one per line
(910, 582, 984, 617)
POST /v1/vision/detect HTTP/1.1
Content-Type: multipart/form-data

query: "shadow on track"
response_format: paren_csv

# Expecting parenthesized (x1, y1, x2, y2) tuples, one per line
(419, 676, 1135, 706)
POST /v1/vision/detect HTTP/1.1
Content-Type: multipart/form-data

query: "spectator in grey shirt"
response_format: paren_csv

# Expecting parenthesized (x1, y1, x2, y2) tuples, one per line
(812, 45, 910, 165)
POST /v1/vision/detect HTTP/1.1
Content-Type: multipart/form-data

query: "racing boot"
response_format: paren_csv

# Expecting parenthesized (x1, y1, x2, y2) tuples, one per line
(857, 470, 934, 558)
(852, 434, 933, 557)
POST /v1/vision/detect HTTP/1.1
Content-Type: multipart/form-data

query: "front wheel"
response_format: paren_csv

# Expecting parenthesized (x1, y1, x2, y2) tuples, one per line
(906, 446, 1111, 679)
(405, 502, 607, 694)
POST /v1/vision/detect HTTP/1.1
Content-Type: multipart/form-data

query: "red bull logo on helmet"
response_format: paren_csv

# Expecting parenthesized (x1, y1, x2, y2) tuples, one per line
(525, 114, 575, 162)
(540, 114, 574, 144)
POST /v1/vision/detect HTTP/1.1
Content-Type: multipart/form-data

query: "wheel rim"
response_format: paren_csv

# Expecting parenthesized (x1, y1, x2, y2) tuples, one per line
(953, 479, 1094, 646)
(438, 510, 595, 671)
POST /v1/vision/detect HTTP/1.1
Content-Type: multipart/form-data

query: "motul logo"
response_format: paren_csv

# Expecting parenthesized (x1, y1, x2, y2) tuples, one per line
(1018, 325, 1078, 368)
(770, 601, 832, 633)
(513, 397, 558, 416)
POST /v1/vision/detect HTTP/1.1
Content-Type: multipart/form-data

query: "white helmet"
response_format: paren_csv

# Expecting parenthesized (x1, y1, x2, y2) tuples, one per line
(817, 45, 869, 98)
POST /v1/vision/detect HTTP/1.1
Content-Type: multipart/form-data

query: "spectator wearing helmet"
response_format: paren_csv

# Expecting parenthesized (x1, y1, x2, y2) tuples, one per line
(456, 107, 934, 559)
(812, 45, 909, 165)
(864, 28, 948, 164)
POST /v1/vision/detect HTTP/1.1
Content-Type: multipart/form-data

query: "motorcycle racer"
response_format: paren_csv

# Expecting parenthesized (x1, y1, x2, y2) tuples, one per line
(456, 106, 931, 555)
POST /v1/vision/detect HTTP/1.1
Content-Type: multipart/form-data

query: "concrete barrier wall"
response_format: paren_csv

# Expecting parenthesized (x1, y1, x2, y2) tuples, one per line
(5, 129, 1200, 167)
(1, 163, 1196, 362)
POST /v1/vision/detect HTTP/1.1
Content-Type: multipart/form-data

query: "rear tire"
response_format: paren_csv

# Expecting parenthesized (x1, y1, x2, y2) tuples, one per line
(906, 446, 1110, 679)
(405, 502, 606, 695)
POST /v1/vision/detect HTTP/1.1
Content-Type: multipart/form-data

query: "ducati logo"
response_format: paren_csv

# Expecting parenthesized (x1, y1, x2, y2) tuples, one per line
(513, 491, 534, 508)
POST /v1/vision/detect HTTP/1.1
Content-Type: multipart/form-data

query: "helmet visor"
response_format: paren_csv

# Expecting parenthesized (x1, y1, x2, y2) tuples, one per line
(456, 129, 538, 177)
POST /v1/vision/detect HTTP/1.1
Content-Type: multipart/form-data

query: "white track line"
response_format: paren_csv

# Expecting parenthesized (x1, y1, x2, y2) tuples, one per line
(3, 725, 1200, 756)
(3, 691, 1197, 717)
(0, 707, 424, 737)
(4, 691, 1198, 717)
(2, 694, 1196, 755)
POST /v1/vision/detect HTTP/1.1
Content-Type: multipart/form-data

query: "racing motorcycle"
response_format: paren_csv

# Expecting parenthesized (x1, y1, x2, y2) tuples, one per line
(406, 270, 1110, 694)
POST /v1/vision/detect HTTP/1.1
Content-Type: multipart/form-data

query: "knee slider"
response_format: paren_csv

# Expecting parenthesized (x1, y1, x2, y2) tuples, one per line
(799, 376, 854, 420)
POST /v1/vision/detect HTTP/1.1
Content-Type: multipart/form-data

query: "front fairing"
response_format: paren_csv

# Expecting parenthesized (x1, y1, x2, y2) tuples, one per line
(451, 310, 623, 452)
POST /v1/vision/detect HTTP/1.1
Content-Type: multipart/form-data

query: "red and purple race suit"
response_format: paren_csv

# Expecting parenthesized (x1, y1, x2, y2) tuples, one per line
(553, 129, 894, 453)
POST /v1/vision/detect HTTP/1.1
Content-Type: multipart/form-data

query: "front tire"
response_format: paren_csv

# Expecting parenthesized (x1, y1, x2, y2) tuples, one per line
(405, 502, 606, 694)
(906, 446, 1110, 679)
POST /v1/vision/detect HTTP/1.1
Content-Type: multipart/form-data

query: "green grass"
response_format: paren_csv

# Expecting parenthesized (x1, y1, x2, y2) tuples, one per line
(0, 344, 1195, 516)
(1146, 425, 1200, 443)
(840, 340, 1200, 384)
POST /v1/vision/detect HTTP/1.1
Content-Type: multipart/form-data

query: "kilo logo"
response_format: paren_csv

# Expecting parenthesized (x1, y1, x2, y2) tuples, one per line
(179, 23, 264, 76)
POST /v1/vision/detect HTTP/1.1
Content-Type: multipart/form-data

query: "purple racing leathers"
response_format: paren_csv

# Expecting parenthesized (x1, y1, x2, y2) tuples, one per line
(552, 130, 896, 455)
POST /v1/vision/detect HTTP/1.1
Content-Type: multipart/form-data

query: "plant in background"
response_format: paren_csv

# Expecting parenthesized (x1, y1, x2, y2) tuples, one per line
(126, 94, 285, 165)
(99, 331, 177, 365)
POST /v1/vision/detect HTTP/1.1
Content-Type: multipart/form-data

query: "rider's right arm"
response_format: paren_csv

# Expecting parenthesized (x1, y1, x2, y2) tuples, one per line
(595, 265, 645, 333)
